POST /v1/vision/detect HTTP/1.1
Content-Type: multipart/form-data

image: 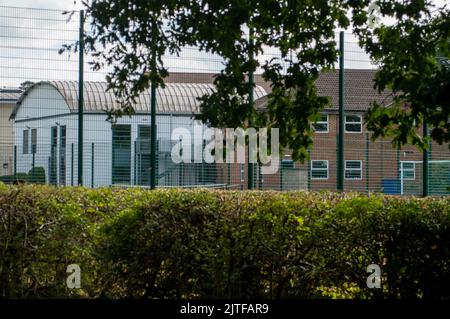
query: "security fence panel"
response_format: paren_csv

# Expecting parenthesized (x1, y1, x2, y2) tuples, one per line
(0, 6, 449, 195)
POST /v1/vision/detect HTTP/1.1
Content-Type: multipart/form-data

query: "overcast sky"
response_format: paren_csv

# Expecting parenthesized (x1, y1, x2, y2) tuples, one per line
(0, 0, 447, 88)
(1, 0, 83, 11)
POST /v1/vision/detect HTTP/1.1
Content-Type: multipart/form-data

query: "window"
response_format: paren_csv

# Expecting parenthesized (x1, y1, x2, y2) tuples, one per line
(345, 160, 362, 180)
(281, 159, 294, 169)
(23, 129, 29, 154)
(345, 114, 362, 133)
(49, 126, 58, 185)
(136, 125, 151, 186)
(312, 114, 329, 133)
(31, 129, 37, 154)
(311, 160, 328, 179)
(112, 125, 131, 184)
(59, 126, 66, 185)
(401, 162, 415, 180)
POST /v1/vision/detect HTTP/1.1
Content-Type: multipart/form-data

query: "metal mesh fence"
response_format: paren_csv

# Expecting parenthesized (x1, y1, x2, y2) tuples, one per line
(0, 5, 449, 195)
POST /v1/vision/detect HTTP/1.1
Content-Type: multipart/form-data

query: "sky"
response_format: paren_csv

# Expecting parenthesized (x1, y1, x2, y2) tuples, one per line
(1, 0, 83, 11)
(0, 0, 448, 88)
(1, 0, 446, 18)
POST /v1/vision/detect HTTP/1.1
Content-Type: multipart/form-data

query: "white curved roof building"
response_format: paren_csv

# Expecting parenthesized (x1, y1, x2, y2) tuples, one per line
(11, 81, 267, 188)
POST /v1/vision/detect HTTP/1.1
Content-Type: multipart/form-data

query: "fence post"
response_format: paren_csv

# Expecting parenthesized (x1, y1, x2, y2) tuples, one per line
(78, 10, 84, 186)
(337, 31, 345, 191)
(91, 143, 94, 188)
(307, 150, 311, 191)
(280, 165, 283, 191)
(32, 151, 35, 170)
(134, 140, 137, 186)
(258, 164, 263, 189)
(423, 123, 429, 197)
(179, 162, 184, 187)
(13, 145, 17, 180)
(248, 28, 255, 190)
(31, 150, 35, 183)
(397, 146, 401, 195)
(365, 132, 369, 193)
(150, 78, 157, 189)
(149, 20, 158, 190)
(429, 136, 433, 194)
(71, 143, 74, 186)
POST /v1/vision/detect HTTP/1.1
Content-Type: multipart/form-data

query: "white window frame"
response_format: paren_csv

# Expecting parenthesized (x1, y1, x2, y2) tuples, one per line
(312, 113, 329, 133)
(311, 160, 329, 180)
(345, 160, 362, 180)
(345, 114, 363, 133)
(401, 162, 416, 181)
(281, 159, 295, 169)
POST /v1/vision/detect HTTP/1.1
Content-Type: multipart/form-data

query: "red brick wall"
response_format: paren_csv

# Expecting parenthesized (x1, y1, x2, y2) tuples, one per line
(210, 111, 450, 193)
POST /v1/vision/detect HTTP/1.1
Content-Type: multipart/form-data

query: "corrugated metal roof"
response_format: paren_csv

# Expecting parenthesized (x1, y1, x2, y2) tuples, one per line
(0, 88, 22, 103)
(13, 81, 267, 117)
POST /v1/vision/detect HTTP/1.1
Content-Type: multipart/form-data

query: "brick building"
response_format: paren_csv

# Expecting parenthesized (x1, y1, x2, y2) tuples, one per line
(166, 70, 450, 194)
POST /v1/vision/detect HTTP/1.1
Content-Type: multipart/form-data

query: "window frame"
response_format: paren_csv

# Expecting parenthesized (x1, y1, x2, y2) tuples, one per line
(311, 160, 329, 180)
(345, 114, 363, 133)
(401, 162, 416, 181)
(345, 160, 363, 180)
(111, 124, 132, 185)
(281, 159, 295, 169)
(312, 113, 329, 133)
(136, 125, 152, 186)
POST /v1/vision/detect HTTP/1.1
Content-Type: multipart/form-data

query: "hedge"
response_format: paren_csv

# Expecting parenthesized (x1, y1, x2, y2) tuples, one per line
(0, 166, 46, 184)
(0, 183, 449, 299)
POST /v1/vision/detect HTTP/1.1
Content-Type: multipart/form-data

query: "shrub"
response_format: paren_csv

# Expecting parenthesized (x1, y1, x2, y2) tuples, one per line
(27, 167, 46, 184)
(96, 190, 450, 299)
(0, 166, 47, 185)
(0, 184, 141, 298)
(0, 185, 449, 299)
(0, 173, 28, 184)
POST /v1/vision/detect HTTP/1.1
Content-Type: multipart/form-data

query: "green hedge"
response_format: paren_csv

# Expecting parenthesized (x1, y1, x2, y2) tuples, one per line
(0, 183, 449, 299)
(0, 173, 28, 184)
(0, 166, 46, 184)
(27, 167, 46, 184)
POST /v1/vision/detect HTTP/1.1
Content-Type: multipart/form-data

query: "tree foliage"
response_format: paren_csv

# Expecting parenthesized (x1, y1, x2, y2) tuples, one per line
(355, 1, 450, 148)
(65, 0, 450, 160)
